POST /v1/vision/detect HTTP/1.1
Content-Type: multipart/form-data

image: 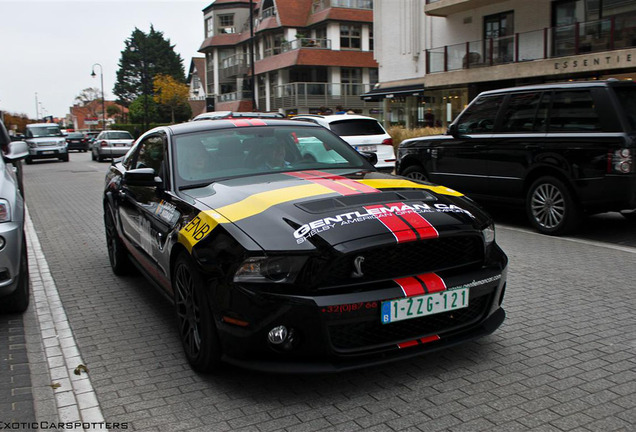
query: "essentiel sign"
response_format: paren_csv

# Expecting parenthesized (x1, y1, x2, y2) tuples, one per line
(85, 117, 99, 125)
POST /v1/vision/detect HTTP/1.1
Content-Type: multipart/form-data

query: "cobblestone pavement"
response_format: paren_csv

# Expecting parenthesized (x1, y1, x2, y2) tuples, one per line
(3, 152, 635, 431)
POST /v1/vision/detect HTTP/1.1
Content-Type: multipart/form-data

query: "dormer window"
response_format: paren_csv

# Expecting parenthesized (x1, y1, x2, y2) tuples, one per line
(218, 14, 235, 34)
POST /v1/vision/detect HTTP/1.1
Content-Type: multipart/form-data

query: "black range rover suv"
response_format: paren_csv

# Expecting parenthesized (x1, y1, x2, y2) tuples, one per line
(397, 80, 636, 235)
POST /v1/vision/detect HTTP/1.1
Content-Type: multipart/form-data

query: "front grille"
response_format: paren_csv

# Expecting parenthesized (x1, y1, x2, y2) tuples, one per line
(310, 234, 484, 288)
(328, 295, 490, 351)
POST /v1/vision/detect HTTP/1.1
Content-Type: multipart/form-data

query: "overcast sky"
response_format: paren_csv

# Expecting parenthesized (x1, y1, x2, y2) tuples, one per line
(0, 0, 210, 119)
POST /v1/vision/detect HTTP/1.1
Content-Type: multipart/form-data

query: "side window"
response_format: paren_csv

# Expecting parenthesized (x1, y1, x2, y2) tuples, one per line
(500, 92, 543, 132)
(548, 90, 601, 132)
(456, 95, 504, 134)
(135, 135, 165, 176)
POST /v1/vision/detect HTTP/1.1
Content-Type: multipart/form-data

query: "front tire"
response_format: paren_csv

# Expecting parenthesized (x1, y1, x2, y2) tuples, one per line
(104, 205, 132, 275)
(402, 165, 428, 181)
(0, 236, 29, 314)
(526, 176, 579, 235)
(173, 253, 221, 372)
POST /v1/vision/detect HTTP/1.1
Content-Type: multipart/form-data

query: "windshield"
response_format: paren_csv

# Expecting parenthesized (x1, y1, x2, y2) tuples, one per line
(173, 125, 373, 189)
(27, 125, 62, 138)
(614, 87, 636, 131)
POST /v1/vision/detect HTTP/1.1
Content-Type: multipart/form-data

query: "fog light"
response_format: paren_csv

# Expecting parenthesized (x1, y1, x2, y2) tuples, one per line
(268, 326, 288, 345)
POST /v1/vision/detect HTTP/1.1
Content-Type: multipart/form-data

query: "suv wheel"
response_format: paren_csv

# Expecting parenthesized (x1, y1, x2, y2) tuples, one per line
(402, 165, 428, 181)
(526, 176, 579, 235)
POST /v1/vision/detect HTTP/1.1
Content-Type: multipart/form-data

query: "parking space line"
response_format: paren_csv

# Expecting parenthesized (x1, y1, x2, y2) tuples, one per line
(25, 206, 106, 427)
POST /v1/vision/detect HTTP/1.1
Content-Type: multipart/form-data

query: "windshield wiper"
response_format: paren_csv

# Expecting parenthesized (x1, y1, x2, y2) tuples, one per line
(179, 182, 214, 191)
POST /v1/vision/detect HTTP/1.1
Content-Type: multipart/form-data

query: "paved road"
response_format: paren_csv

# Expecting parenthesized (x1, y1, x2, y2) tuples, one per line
(2, 151, 635, 431)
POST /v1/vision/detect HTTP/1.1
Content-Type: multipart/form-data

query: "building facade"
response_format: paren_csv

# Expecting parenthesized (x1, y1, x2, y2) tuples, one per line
(187, 57, 208, 117)
(198, 0, 380, 116)
(369, 0, 636, 129)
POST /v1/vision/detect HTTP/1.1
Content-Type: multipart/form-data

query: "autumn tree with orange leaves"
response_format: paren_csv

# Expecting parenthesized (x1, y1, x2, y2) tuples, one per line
(153, 74, 190, 123)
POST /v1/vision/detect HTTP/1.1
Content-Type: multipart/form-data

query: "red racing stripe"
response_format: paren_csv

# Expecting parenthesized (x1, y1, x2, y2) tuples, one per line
(394, 276, 426, 297)
(397, 335, 440, 349)
(246, 119, 266, 126)
(306, 170, 380, 194)
(228, 119, 251, 127)
(365, 204, 417, 243)
(416, 273, 447, 293)
(285, 171, 360, 196)
(386, 202, 439, 239)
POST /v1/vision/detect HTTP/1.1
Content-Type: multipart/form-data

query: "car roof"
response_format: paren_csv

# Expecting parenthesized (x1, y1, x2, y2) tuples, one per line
(293, 114, 380, 122)
(164, 118, 323, 136)
(28, 123, 59, 127)
(479, 79, 636, 97)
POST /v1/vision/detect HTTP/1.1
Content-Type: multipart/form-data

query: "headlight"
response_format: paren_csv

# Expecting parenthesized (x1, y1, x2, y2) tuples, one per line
(0, 199, 11, 223)
(482, 224, 495, 246)
(233, 256, 307, 283)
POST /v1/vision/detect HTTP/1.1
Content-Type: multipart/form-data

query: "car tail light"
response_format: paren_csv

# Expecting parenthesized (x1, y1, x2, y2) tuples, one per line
(608, 148, 633, 174)
(100, 140, 108, 147)
(381, 138, 394, 146)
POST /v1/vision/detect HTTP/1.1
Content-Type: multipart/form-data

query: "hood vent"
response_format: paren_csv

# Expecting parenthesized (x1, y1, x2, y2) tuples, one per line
(296, 190, 437, 214)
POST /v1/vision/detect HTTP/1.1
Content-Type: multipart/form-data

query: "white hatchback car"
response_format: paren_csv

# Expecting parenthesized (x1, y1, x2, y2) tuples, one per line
(292, 114, 395, 172)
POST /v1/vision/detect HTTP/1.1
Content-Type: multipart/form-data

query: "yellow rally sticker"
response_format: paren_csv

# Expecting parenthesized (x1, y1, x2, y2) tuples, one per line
(178, 211, 228, 252)
(358, 179, 464, 197)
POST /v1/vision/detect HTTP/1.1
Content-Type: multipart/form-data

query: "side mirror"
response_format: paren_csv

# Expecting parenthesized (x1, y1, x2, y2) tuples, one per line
(447, 123, 460, 138)
(359, 151, 378, 166)
(123, 168, 162, 187)
(3, 140, 29, 161)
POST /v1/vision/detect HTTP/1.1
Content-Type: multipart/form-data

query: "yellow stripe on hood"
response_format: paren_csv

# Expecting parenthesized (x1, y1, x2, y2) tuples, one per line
(358, 179, 464, 196)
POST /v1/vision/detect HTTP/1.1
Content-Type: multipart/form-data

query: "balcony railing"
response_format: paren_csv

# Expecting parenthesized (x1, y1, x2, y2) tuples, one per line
(426, 11, 636, 74)
(260, 38, 331, 59)
(220, 53, 250, 78)
(269, 82, 375, 110)
(312, 0, 373, 13)
(217, 90, 253, 103)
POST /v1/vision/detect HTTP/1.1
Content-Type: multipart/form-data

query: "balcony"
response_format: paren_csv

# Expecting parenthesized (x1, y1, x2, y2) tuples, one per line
(217, 90, 253, 103)
(425, 0, 507, 17)
(220, 53, 250, 79)
(312, 0, 373, 13)
(426, 12, 636, 74)
(260, 38, 331, 59)
(268, 82, 376, 110)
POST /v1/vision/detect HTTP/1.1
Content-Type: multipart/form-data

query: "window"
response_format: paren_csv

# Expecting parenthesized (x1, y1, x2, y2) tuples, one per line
(614, 87, 636, 131)
(500, 92, 543, 132)
(340, 24, 361, 49)
(341, 68, 362, 95)
(136, 135, 165, 175)
(484, 11, 514, 63)
(205, 17, 214, 38)
(218, 14, 235, 34)
(456, 95, 504, 134)
(548, 90, 601, 131)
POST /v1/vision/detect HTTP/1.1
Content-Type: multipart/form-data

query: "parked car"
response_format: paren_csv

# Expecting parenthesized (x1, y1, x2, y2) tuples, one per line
(292, 114, 396, 173)
(103, 118, 507, 372)
(65, 132, 89, 152)
(397, 80, 636, 235)
(0, 120, 30, 313)
(91, 130, 134, 162)
(193, 111, 285, 121)
(24, 123, 69, 163)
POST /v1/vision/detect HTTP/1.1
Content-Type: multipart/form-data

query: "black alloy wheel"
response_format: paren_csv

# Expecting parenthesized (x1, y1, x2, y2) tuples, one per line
(402, 165, 428, 181)
(526, 176, 579, 235)
(103, 205, 132, 275)
(173, 253, 221, 372)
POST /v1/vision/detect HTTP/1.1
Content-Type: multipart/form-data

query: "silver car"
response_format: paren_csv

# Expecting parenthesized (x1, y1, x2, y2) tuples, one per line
(0, 120, 30, 313)
(24, 122, 69, 163)
(91, 130, 134, 162)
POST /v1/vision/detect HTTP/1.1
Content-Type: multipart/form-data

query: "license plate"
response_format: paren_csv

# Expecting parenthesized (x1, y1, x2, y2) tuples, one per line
(42, 151, 54, 155)
(356, 145, 376, 152)
(381, 288, 469, 324)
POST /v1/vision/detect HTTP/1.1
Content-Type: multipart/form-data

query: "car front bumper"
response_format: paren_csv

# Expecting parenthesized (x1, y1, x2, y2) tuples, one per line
(214, 255, 507, 373)
(29, 146, 68, 159)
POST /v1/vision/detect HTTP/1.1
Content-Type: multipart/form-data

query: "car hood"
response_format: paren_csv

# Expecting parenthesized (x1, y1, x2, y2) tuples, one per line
(180, 170, 488, 252)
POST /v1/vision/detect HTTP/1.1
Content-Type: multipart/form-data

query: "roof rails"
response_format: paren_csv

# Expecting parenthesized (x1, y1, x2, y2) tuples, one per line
(193, 111, 285, 121)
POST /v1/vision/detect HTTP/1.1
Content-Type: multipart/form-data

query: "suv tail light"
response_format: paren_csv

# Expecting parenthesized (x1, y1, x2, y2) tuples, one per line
(381, 138, 394, 146)
(608, 148, 633, 174)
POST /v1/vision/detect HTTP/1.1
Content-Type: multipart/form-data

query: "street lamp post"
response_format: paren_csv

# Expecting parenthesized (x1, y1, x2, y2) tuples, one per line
(91, 63, 106, 131)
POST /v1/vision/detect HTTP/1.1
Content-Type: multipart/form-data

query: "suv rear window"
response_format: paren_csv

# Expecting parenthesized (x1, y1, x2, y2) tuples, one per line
(613, 87, 636, 131)
(329, 119, 385, 136)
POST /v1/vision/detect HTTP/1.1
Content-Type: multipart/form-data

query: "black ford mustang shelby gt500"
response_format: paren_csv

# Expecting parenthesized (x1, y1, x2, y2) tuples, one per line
(103, 119, 508, 373)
